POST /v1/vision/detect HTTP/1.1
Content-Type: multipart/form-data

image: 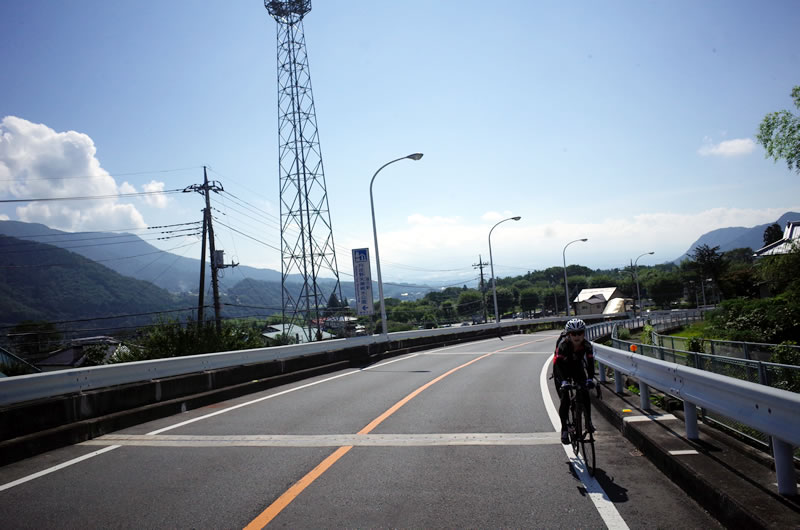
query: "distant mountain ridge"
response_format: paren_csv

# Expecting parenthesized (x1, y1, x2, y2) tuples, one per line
(674, 211, 800, 263)
(0, 220, 435, 301)
(0, 234, 188, 327)
(0, 220, 281, 293)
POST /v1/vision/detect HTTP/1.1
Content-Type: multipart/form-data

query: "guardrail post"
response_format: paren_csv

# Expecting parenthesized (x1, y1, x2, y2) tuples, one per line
(683, 401, 699, 440)
(772, 438, 798, 496)
(758, 361, 768, 386)
(640, 382, 651, 410)
(598, 363, 607, 383)
(614, 370, 624, 394)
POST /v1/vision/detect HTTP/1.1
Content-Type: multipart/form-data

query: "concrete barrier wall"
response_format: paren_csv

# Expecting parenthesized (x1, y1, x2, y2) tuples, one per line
(0, 314, 629, 465)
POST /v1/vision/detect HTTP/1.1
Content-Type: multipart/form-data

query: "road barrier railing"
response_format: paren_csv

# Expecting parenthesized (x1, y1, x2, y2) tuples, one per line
(0, 313, 631, 408)
(592, 342, 800, 496)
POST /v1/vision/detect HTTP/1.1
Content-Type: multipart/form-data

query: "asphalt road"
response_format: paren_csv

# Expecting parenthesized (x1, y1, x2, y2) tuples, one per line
(0, 331, 722, 529)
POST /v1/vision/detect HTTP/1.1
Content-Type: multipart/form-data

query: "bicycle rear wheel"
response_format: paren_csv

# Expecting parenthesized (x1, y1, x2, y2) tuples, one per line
(581, 434, 596, 476)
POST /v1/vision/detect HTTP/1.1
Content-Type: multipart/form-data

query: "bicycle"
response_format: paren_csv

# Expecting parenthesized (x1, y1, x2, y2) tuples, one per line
(563, 380, 599, 476)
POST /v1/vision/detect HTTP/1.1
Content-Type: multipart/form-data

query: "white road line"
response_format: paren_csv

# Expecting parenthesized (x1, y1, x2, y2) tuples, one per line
(0, 445, 121, 492)
(82, 432, 563, 447)
(424, 350, 554, 355)
(669, 449, 700, 455)
(0, 336, 544, 493)
(146, 352, 422, 435)
(623, 414, 678, 423)
(539, 353, 630, 530)
(0, 350, 426, 491)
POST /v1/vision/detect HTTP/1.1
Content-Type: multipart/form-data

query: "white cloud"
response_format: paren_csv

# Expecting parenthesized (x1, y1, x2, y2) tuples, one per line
(143, 180, 168, 208)
(480, 210, 517, 222)
(119, 181, 137, 194)
(342, 206, 800, 283)
(0, 116, 148, 231)
(698, 138, 756, 157)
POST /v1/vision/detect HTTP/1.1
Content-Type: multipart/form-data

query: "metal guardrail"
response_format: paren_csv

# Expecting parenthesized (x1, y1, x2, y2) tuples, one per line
(0, 314, 628, 407)
(586, 310, 705, 342)
(592, 342, 800, 496)
(612, 322, 800, 451)
(651, 330, 800, 362)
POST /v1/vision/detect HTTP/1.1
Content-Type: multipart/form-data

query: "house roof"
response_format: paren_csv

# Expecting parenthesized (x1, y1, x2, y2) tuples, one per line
(754, 220, 800, 257)
(573, 287, 618, 304)
(603, 297, 628, 314)
(262, 323, 333, 343)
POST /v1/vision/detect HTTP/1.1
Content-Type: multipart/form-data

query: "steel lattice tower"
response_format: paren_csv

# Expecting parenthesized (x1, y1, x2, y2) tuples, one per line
(265, 1, 343, 342)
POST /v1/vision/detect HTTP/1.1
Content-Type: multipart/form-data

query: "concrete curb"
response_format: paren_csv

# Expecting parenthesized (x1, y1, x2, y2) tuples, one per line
(592, 382, 800, 529)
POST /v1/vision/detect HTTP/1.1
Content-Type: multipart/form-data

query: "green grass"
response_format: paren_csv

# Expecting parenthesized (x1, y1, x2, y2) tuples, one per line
(669, 321, 718, 340)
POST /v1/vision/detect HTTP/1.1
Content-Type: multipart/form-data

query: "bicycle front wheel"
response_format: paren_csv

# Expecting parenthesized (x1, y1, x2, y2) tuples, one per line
(581, 435, 596, 476)
(570, 401, 582, 456)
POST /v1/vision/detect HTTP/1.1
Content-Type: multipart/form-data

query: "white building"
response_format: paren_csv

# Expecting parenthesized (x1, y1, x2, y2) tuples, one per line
(753, 220, 800, 257)
(573, 287, 623, 315)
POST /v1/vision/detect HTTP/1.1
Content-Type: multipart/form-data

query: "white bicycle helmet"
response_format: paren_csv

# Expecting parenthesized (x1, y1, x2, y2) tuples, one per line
(565, 318, 586, 333)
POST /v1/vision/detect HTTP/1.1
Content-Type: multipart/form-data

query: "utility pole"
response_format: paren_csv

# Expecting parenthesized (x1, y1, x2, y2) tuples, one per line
(550, 276, 559, 315)
(197, 204, 208, 323)
(473, 255, 489, 323)
(183, 167, 237, 333)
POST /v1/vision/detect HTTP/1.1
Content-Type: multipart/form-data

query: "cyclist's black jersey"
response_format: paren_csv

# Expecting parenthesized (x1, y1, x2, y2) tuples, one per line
(553, 338, 595, 385)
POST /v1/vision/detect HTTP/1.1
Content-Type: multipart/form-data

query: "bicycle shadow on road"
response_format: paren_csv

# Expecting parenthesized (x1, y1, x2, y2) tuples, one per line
(566, 463, 629, 503)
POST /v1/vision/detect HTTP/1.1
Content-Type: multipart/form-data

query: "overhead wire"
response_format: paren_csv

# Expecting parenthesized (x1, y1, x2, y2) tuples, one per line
(0, 189, 184, 203)
(0, 166, 201, 183)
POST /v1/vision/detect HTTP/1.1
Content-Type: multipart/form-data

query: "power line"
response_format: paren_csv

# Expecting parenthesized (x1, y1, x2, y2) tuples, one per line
(0, 240, 198, 268)
(0, 306, 211, 330)
(0, 231, 200, 253)
(0, 189, 184, 204)
(211, 217, 281, 253)
(0, 166, 201, 183)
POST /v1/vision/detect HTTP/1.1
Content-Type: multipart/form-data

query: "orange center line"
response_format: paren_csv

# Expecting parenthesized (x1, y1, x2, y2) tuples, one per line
(244, 336, 546, 529)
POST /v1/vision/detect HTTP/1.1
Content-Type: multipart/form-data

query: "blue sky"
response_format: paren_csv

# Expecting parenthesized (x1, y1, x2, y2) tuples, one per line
(1, 0, 799, 286)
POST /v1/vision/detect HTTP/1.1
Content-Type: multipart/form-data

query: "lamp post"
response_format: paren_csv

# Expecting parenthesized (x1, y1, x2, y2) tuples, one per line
(562, 238, 588, 317)
(489, 216, 521, 324)
(370, 153, 423, 338)
(634, 251, 654, 317)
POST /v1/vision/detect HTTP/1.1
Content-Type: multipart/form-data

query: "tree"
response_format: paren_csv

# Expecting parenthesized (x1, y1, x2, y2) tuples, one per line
(756, 85, 800, 174)
(646, 273, 684, 308)
(440, 300, 456, 323)
(691, 244, 726, 282)
(519, 288, 540, 316)
(456, 290, 483, 317)
(325, 292, 343, 317)
(494, 287, 516, 317)
(763, 223, 783, 247)
(722, 247, 755, 265)
(758, 243, 800, 296)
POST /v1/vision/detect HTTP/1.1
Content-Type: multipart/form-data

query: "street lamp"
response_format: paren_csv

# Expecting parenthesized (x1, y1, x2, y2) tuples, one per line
(562, 238, 588, 316)
(634, 251, 654, 316)
(370, 153, 424, 337)
(488, 216, 521, 324)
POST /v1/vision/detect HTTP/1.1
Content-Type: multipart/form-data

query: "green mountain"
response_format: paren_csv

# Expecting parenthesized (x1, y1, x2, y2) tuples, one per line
(0, 234, 191, 328)
(674, 211, 800, 263)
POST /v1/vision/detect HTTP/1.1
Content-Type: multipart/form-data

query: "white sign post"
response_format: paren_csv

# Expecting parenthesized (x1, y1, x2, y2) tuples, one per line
(352, 248, 375, 316)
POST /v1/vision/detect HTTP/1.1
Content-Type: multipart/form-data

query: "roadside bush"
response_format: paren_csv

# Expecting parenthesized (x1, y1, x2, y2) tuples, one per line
(641, 324, 655, 345)
(617, 327, 631, 341)
(705, 298, 800, 343)
(770, 341, 800, 393)
(123, 319, 267, 362)
(686, 337, 706, 353)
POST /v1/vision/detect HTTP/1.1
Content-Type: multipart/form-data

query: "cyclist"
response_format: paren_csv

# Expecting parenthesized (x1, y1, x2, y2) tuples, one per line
(554, 318, 596, 444)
